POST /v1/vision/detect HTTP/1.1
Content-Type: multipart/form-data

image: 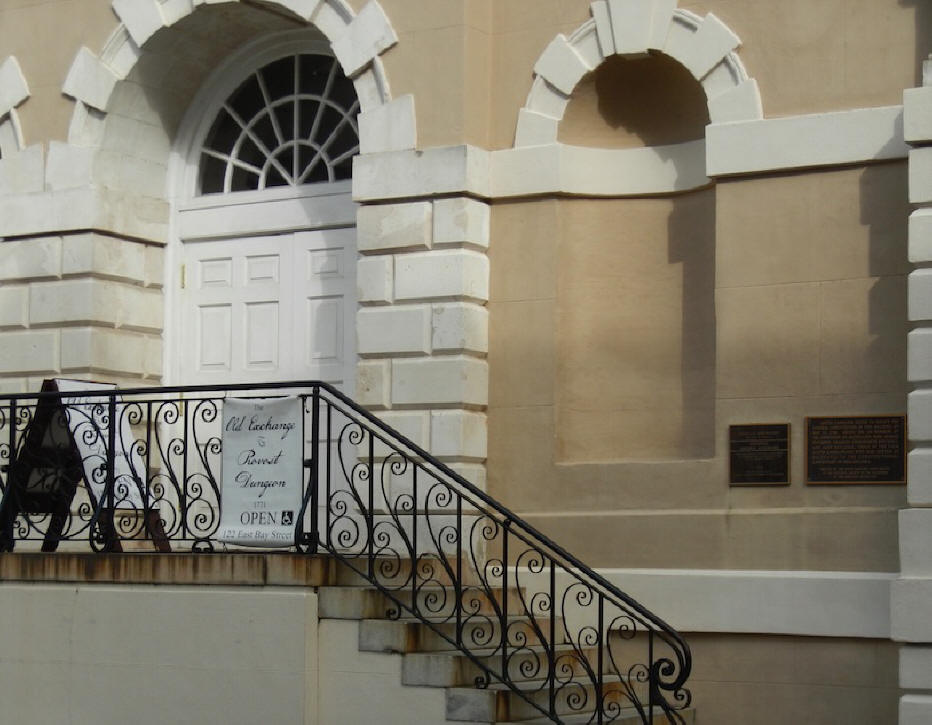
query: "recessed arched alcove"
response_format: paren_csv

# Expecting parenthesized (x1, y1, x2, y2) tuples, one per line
(96, 4, 307, 205)
(559, 52, 710, 149)
(554, 52, 716, 462)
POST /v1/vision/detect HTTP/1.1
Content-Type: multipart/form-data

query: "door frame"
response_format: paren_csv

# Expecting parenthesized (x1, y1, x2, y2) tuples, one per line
(164, 28, 358, 392)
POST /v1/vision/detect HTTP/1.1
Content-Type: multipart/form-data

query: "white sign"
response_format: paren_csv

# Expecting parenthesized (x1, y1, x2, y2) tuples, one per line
(217, 397, 303, 547)
(54, 378, 148, 509)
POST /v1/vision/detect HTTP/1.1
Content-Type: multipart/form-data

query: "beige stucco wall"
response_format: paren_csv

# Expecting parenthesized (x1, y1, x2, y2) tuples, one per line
(487, 162, 908, 571)
(686, 633, 899, 724)
(554, 191, 716, 462)
(379, 0, 492, 149)
(0, 0, 495, 151)
(1, 0, 928, 152)
(0, 0, 113, 146)
(488, 0, 931, 150)
(0, 582, 320, 725)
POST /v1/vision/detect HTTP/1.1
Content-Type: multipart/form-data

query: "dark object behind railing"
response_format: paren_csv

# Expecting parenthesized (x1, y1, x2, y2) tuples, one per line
(0, 381, 691, 724)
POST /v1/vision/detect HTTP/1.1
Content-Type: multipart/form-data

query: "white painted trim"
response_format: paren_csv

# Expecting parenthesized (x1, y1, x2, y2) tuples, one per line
(165, 28, 364, 388)
(570, 568, 895, 638)
(163, 30, 337, 387)
(707, 106, 908, 177)
(168, 30, 336, 205)
(176, 188, 356, 240)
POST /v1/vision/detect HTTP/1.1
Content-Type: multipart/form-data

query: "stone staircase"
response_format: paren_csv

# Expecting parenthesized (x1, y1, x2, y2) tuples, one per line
(0, 381, 693, 723)
(317, 557, 696, 724)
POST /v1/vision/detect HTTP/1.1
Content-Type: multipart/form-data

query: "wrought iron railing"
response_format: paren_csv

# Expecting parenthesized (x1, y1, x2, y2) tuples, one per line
(0, 380, 691, 723)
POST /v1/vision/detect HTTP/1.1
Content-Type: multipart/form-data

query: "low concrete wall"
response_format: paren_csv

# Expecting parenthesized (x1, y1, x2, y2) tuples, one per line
(0, 581, 319, 725)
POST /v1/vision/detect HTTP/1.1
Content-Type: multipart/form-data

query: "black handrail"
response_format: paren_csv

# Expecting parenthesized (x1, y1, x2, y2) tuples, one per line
(0, 380, 691, 723)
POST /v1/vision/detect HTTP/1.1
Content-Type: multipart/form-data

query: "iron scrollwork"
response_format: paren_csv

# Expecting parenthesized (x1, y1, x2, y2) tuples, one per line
(0, 380, 691, 724)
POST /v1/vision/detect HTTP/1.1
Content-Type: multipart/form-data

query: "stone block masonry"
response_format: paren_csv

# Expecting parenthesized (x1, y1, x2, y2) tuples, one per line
(355, 194, 490, 479)
(0, 232, 164, 391)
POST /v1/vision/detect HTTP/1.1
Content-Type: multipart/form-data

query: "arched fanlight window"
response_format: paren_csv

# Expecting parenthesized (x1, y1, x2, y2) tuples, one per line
(198, 53, 359, 194)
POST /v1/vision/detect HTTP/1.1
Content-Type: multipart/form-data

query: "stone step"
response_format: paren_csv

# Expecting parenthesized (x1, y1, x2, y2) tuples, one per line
(402, 644, 602, 688)
(359, 615, 569, 654)
(445, 675, 653, 723)
(479, 708, 697, 724)
(319, 584, 529, 620)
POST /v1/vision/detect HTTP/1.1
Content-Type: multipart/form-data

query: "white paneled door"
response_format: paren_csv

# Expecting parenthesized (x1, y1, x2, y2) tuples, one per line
(180, 226, 355, 388)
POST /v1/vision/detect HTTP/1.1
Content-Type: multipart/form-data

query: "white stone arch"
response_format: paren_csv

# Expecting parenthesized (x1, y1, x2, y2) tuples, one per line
(514, 0, 762, 148)
(0, 56, 29, 158)
(57, 0, 413, 214)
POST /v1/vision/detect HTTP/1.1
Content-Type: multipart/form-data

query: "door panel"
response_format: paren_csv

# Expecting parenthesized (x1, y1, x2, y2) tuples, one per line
(197, 304, 232, 372)
(180, 227, 355, 388)
(292, 228, 355, 384)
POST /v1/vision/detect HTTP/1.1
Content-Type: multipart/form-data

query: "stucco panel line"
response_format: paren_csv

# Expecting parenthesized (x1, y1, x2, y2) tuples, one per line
(515, 1, 757, 148)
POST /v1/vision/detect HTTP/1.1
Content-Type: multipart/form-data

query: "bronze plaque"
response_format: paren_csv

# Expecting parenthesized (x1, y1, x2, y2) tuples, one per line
(805, 415, 906, 484)
(729, 424, 790, 485)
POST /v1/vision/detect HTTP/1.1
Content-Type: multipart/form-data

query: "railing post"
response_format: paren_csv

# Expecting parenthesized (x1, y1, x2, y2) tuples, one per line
(411, 467, 419, 617)
(597, 592, 604, 725)
(367, 432, 375, 579)
(548, 560, 556, 716)
(295, 388, 320, 553)
(501, 519, 510, 681)
(308, 387, 320, 553)
(455, 493, 462, 647)
(648, 630, 655, 723)
(104, 393, 117, 551)
(0, 399, 17, 551)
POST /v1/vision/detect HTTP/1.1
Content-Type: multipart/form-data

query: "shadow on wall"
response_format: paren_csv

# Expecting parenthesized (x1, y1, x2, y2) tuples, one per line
(554, 188, 717, 463)
(668, 188, 716, 459)
(862, 163, 909, 402)
(900, 0, 932, 84)
(98, 2, 300, 201)
(555, 51, 716, 462)
(561, 53, 709, 149)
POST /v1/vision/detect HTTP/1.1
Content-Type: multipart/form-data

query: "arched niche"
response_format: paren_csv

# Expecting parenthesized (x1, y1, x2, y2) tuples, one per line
(542, 15, 720, 462)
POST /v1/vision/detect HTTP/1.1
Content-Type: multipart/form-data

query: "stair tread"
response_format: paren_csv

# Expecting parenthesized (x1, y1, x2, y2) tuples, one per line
(495, 707, 695, 724)
(319, 584, 517, 592)
(405, 641, 597, 660)
(449, 672, 629, 693)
